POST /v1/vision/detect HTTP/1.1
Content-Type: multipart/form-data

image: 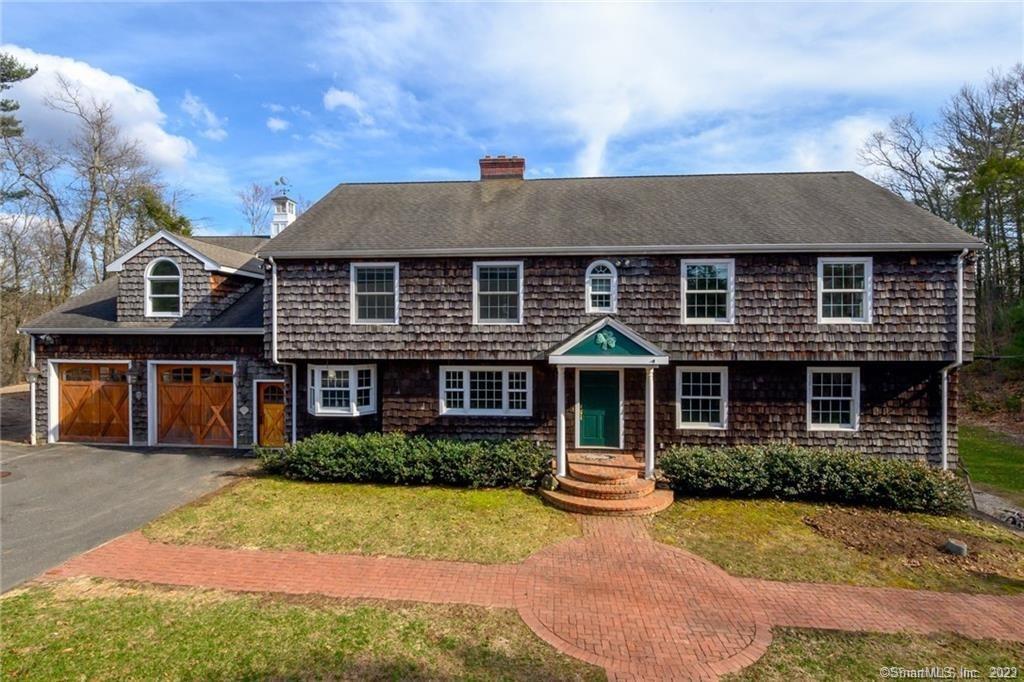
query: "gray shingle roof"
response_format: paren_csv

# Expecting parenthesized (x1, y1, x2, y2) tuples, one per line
(20, 275, 263, 332)
(259, 171, 981, 257)
(178, 234, 263, 274)
(191, 235, 270, 255)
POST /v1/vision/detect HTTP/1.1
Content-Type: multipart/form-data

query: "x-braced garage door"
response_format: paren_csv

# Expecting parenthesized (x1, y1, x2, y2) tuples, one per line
(57, 363, 130, 444)
(156, 364, 234, 446)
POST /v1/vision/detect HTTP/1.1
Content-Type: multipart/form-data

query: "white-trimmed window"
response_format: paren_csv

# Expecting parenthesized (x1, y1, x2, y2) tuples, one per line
(676, 366, 728, 429)
(807, 367, 860, 431)
(585, 260, 617, 313)
(307, 365, 377, 416)
(681, 259, 734, 323)
(817, 257, 872, 324)
(351, 263, 399, 324)
(145, 258, 182, 317)
(439, 366, 533, 416)
(585, 260, 614, 313)
(473, 261, 523, 324)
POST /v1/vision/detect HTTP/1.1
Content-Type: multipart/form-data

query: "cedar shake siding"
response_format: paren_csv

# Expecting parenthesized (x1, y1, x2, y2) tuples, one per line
(270, 253, 975, 363)
(116, 239, 259, 326)
(33, 334, 287, 447)
(293, 360, 954, 465)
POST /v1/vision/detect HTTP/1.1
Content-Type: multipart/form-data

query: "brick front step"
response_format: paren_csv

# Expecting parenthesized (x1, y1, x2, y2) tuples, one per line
(556, 475, 656, 500)
(567, 463, 639, 485)
(540, 488, 674, 516)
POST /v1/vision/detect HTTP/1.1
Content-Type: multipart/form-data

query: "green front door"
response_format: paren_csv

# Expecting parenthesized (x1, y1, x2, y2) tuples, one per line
(578, 370, 620, 448)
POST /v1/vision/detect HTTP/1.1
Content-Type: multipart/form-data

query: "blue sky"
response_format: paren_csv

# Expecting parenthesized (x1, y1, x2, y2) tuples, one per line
(4, 2, 1023, 234)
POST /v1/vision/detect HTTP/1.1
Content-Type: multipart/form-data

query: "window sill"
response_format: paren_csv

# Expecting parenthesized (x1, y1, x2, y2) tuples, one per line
(680, 319, 734, 325)
(817, 319, 872, 325)
(807, 424, 858, 432)
(440, 410, 533, 418)
(350, 321, 400, 326)
(676, 423, 728, 430)
(473, 321, 524, 326)
(309, 409, 377, 418)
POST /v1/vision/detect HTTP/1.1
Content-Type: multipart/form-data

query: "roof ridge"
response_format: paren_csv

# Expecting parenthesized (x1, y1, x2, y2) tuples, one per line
(326, 170, 858, 188)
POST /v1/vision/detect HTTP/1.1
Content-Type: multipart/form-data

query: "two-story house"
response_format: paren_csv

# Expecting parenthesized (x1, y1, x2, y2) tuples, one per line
(22, 157, 981, 502)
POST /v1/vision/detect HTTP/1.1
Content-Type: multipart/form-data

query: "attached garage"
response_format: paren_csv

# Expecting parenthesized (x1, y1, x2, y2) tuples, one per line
(53, 362, 131, 444)
(150, 362, 235, 447)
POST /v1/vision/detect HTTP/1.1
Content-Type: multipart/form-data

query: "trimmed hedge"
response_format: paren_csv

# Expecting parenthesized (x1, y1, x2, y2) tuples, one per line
(258, 432, 548, 489)
(659, 444, 969, 515)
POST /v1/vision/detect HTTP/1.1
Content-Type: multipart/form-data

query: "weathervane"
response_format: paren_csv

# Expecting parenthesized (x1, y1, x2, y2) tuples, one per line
(274, 176, 291, 196)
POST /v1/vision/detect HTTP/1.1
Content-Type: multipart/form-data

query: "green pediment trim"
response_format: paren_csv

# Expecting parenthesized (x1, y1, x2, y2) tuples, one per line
(563, 324, 655, 357)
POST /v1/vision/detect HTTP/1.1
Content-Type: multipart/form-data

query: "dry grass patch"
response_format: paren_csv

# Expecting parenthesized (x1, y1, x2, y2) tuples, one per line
(729, 628, 1024, 681)
(651, 498, 1024, 594)
(144, 476, 579, 564)
(2, 578, 603, 681)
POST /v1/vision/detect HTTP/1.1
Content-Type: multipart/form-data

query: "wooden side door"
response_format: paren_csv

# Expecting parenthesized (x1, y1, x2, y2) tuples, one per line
(257, 382, 286, 447)
(58, 364, 129, 443)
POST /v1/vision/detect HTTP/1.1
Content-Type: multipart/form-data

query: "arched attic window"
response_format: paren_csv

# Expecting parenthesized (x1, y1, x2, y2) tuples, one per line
(585, 260, 618, 313)
(145, 258, 182, 317)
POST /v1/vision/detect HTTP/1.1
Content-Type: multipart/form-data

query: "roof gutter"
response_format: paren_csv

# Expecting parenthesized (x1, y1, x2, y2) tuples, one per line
(269, 256, 297, 445)
(259, 241, 984, 259)
(939, 248, 969, 470)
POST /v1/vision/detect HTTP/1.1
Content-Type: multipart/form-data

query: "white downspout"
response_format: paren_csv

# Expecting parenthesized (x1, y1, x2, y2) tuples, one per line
(940, 249, 968, 470)
(268, 257, 298, 444)
(28, 334, 36, 445)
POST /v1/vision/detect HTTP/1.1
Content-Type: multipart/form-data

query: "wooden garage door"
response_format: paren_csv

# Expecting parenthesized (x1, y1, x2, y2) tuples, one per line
(58, 363, 130, 443)
(156, 365, 234, 446)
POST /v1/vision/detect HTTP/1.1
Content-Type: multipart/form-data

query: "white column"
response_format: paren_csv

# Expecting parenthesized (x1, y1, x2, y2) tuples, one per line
(645, 366, 655, 480)
(556, 365, 567, 477)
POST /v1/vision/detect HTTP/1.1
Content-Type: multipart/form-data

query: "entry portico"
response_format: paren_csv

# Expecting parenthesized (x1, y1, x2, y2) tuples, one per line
(548, 318, 669, 480)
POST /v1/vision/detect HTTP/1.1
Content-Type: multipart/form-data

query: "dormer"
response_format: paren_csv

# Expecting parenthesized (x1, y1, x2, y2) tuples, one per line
(106, 230, 264, 325)
(271, 194, 296, 237)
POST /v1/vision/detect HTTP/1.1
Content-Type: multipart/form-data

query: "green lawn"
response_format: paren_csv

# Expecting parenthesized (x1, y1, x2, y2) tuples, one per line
(650, 498, 1024, 594)
(960, 425, 1024, 505)
(1, 578, 603, 681)
(144, 477, 580, 564)
(730, 628, 1024, 681)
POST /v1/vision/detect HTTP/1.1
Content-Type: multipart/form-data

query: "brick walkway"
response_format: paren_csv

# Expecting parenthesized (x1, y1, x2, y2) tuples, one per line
(46, 519, 1024, 681)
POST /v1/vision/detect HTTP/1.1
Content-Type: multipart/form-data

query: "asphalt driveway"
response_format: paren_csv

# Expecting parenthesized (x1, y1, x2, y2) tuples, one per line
(1, 442, 249, 592)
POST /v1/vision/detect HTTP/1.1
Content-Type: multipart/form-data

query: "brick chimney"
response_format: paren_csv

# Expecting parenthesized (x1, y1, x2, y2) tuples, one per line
(479, 155, 525, 180)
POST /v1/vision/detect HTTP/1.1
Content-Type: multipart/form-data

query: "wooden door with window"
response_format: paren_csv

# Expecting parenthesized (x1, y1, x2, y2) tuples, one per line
(58, 363, 130, 443)
(257, 382, 286, 447)
(156, 364, 234, 446)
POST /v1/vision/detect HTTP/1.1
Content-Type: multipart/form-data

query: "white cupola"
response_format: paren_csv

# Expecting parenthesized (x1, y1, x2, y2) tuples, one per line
(270, 193, 296, 237)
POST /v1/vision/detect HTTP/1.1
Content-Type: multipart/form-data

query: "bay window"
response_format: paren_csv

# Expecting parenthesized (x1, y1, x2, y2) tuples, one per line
(308, 365, 376, 416)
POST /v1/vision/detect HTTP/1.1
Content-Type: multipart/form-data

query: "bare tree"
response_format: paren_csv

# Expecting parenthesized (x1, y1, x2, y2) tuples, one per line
(859, 115, 954, 220)
(236, 182, 273, 235)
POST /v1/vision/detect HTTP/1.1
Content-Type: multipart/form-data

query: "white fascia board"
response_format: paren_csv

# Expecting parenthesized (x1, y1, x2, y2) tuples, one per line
(18, 327, 264, 335)
(259, 241, 985, 259)
(107, 230, 263, 280)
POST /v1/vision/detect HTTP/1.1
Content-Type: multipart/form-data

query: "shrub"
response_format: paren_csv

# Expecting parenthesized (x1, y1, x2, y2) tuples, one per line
(658, 444, 969, 515)
(258, 432, 549, 489)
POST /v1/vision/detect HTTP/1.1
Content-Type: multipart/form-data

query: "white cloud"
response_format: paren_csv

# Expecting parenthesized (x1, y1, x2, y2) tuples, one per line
(789, 115, 889, 172)
(1, 44, 195, 169)
(264, 102, 286, 113)
(314, 3, 1021, 175)
(181, 90, 227, 141)
(266, 116, 290, 132)
(323, 87, 374, 125)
